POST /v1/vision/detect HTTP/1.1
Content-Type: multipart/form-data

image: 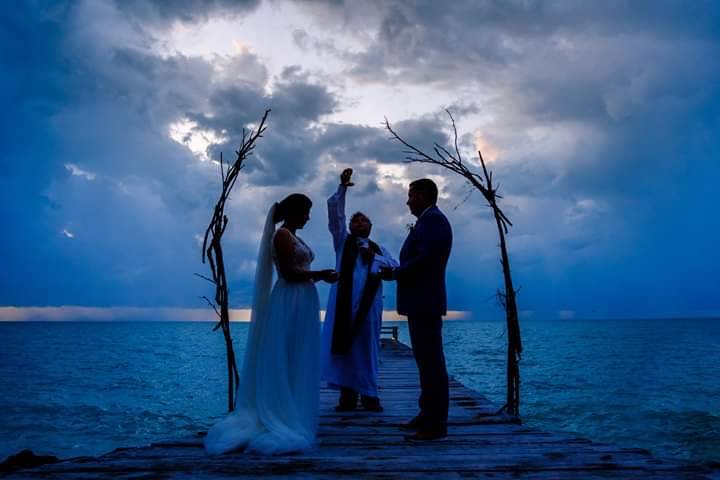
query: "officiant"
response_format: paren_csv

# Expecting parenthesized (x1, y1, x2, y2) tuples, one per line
(320, 168, 398, 412)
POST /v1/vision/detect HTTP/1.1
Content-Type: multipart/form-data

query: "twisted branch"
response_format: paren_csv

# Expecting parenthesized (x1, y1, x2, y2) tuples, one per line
(200, 109, 270, 412)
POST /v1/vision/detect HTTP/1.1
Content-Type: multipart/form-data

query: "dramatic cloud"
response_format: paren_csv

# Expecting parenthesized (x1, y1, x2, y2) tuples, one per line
(113, 0, 260, 25)
(1, 0, 718, 319)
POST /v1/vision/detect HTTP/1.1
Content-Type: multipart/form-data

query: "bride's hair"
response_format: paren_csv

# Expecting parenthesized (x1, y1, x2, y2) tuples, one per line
(274, 193, 312, 223)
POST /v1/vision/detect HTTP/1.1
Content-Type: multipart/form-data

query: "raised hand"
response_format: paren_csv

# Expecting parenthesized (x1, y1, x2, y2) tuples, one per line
(340, 168, 354, 187)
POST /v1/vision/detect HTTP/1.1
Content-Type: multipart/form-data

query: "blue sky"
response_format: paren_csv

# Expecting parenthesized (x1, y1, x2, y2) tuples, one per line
(1, 0, 719, 320)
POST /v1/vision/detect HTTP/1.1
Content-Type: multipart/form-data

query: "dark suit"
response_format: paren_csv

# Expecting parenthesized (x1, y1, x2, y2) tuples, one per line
(396, 206, 452, 429)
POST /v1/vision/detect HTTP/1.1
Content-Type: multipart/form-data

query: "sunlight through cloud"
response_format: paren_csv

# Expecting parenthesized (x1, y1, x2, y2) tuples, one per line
(473, 131, 501, 164)
(169, 118, 228, 161)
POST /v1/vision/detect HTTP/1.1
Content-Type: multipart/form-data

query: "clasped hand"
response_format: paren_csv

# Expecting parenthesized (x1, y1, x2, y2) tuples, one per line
(315, 269, 339, 283)
(378, 266, 395, 281)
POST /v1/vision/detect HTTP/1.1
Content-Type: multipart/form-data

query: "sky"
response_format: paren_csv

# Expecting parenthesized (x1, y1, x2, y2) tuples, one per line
(1, 0, 719, 321)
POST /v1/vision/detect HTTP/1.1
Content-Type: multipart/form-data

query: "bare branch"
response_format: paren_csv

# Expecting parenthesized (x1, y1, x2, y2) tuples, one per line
(433, 146, 450, 164)
(200, 109, 271, 412)
(220, 151, 225, 183)
(453, 186, 475, 211)
(445, 109, 463, 165)
(194, 273, 216, 284)
(200, 295, 221, 319)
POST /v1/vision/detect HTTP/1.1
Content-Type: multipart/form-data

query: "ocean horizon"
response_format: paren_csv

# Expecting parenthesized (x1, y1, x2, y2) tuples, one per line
(0, 307, 471, 322)
(1, 318, 719, 466)
(2, 306, 718, 322)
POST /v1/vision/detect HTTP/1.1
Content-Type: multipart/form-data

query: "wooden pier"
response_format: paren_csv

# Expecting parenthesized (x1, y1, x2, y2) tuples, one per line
(4, 339, 715, 479)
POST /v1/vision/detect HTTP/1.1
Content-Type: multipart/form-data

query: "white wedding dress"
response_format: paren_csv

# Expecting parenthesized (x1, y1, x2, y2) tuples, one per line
(205, 205, 321, 455)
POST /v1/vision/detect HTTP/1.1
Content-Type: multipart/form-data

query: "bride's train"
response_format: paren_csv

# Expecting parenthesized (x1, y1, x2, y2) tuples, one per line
(204, 279, 320, 454)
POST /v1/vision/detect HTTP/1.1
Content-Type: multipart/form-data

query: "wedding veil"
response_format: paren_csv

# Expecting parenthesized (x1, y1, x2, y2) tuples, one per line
(236, 203, 276, 408)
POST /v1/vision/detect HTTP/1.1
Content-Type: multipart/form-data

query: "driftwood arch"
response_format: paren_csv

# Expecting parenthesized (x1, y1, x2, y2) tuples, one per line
(198, 109, 271, 412)
(385, 111, 522, 418)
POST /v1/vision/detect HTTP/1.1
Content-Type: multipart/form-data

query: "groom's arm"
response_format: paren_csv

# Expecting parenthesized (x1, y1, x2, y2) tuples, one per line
(371, 245, 399, 276)
(327, 184, 348, 252)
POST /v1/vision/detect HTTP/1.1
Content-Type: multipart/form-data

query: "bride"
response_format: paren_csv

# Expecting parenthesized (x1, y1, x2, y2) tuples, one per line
(205, 193, 338, 455)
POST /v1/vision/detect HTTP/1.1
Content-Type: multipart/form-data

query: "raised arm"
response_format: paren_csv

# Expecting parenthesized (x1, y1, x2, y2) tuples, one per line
(327, 168, 353, 252)
(327, 185, 347, 252)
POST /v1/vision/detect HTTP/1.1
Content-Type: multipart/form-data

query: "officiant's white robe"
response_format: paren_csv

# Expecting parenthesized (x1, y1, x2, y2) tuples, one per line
(320, 185, 398, 397)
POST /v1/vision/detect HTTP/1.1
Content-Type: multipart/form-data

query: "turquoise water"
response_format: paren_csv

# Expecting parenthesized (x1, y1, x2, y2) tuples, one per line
(1, 319, 718, 464)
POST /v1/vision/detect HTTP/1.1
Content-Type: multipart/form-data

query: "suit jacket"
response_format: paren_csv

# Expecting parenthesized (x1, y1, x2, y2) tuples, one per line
(396, 206, 453, 317)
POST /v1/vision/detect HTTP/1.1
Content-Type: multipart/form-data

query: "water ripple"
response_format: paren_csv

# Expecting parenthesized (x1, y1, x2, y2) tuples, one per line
(1, 319, 719, 463)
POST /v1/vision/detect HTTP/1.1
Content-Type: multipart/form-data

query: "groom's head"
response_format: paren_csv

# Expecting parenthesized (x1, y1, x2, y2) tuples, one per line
(349, 212, 372, 238)
(407, 178, 438, 217)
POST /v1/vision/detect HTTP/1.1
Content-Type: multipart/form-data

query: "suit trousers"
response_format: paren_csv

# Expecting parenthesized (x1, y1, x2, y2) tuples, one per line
(407, 314, 449, 428)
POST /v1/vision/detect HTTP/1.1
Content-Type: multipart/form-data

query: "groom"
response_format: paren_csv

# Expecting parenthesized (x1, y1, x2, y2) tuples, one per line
(381, 178, 453, 441)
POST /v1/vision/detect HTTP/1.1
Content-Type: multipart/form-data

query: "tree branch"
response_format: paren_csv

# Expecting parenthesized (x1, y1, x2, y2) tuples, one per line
(200, 109, 271, 412)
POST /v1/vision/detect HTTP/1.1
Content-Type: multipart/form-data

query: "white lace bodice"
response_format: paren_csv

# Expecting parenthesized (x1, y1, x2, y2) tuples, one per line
(273, 228, 315, 275)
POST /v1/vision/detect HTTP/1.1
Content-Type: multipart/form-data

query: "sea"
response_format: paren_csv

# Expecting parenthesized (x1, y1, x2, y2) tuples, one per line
(1, 319, 719, 465)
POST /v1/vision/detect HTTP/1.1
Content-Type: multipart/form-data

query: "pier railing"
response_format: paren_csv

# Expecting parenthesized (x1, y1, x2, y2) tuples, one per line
(380, 325, 399, 341)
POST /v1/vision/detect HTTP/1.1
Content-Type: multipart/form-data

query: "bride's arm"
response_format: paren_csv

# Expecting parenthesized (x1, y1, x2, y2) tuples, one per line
(274, 228, 336, 282)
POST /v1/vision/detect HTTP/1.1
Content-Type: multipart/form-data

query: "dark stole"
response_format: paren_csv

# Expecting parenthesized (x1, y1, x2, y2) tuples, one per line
(331, 234, 382, 355)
